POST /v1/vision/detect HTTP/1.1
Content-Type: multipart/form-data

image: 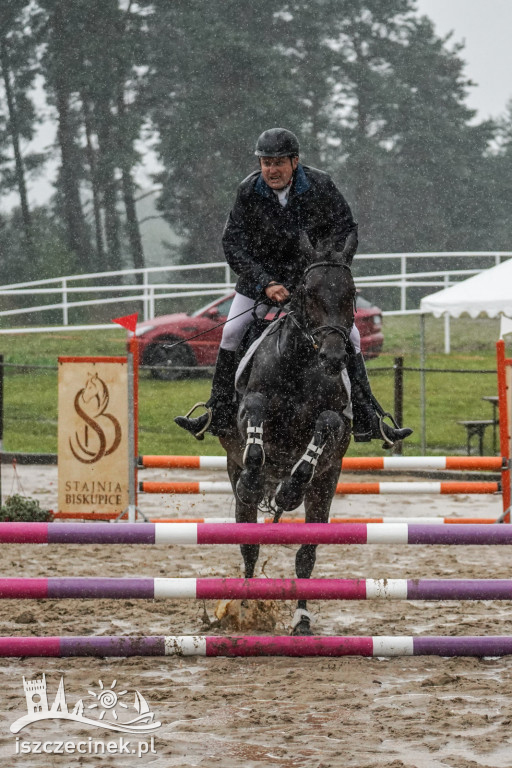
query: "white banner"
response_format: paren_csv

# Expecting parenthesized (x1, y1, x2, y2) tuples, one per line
(58, 357, 129, 516)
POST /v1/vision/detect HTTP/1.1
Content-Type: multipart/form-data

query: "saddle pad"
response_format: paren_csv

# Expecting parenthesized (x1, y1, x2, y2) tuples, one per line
(234, 319, 353, 419)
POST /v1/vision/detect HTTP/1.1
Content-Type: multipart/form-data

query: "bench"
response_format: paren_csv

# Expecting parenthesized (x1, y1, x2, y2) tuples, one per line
(457, 420, 495, 456)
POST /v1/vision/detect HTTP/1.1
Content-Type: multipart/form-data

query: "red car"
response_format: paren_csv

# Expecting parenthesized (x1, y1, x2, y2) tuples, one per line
(136, 292, 384, 380)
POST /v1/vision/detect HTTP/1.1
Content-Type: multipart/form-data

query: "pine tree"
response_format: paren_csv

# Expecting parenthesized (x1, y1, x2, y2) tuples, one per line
(147, 0, 303, 264)
(0, 0, 45, 256)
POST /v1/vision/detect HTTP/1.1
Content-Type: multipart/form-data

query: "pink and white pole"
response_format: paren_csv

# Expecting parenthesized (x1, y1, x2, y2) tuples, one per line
(2, 522, 512, 545)
(1, 635, 512, 657)
(1, 577, 512, 601)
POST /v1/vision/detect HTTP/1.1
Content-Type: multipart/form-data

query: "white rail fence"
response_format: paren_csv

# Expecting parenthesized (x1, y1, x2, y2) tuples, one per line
(0, 253, 509, 350)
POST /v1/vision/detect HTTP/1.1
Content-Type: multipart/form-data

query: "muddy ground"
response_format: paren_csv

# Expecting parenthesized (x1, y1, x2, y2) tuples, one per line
(0, 462, 511, 768)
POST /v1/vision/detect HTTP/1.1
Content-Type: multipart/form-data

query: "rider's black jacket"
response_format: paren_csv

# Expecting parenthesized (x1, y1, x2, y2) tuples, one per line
(222, 163, 358, 299)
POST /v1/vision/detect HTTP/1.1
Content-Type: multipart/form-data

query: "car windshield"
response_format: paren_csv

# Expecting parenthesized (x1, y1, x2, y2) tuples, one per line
(355, 295, 373, 309)
(192, 296, 234, 317)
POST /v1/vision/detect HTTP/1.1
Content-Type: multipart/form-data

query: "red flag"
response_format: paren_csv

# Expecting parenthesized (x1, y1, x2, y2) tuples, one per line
(112, 313, 138, 334)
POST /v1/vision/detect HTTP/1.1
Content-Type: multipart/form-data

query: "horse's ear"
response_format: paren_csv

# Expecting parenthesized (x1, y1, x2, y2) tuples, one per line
(315, 236, 338, 261)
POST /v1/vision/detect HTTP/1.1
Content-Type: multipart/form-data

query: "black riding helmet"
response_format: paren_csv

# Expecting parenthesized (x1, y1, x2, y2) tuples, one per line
(254, 128, 300, 158)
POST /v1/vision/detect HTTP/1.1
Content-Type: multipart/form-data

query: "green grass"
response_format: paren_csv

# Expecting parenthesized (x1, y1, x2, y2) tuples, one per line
(0, 315, 504, 456)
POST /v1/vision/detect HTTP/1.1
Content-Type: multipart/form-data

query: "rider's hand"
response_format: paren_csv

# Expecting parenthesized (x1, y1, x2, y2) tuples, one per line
(265, 283, 290, 303)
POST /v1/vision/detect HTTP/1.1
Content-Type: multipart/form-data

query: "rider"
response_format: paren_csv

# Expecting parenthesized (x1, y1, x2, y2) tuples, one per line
(175, 128, 412, 447)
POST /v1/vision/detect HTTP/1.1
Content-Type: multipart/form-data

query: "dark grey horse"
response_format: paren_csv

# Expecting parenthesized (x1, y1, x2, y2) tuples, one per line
(220, 248, 356, 635)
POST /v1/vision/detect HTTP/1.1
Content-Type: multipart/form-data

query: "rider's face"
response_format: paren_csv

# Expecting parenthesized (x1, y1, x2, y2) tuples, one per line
(260, 156, 298, 190)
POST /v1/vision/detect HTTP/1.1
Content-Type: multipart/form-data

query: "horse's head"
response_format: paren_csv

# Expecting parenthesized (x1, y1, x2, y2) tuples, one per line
(81, 373, 109, 415)
(294, 241, 356, 377)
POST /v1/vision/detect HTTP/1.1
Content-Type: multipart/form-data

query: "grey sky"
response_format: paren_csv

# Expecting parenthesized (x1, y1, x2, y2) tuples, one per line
(416, 0, 512, 119)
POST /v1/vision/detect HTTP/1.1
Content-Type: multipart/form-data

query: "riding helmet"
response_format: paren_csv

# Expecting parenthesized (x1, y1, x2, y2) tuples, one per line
(254, 128, 300, 157)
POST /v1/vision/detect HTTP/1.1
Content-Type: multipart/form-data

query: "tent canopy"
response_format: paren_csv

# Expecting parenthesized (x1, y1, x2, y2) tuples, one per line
(420, 258, 512, 318)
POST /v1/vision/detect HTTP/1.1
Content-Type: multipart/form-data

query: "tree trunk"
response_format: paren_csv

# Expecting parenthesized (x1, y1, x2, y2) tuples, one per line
(96, 112, 122, 273)
(121, 167, 145, 277)
(0, 37, 33, 255)
(82, 95, 105, 270)
(352, 40, 374, 237)
(117, 89, 145, 280)
(54, 74, 92, 267)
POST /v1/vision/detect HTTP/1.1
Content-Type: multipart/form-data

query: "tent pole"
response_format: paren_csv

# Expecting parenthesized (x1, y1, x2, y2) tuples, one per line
(444, 312, 451, 355)
(420, 313, 426, 455)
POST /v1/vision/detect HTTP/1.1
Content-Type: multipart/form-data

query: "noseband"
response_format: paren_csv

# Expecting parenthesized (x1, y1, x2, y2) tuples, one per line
(287, 261, 355, 351)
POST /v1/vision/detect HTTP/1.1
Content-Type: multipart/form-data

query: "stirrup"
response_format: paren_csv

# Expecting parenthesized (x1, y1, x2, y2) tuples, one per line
(378, 411, 399, 446)
(183, 401, 213, 438)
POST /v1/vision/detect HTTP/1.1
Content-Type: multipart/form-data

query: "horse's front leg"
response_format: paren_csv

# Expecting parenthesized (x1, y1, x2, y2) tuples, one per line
(275, 410, 344, 512)
(235, 392, 267, 507)
(292, 463, 343, 636)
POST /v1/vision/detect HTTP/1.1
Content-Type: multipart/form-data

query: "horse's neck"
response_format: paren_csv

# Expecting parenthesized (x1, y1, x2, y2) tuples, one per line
(277, 311, 314, 366)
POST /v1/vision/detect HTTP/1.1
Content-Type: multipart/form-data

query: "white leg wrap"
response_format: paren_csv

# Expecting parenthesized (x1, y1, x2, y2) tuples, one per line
(290, 440, 325, 477)
(291, 608, 314, 629)
(242, 421, 265, 466)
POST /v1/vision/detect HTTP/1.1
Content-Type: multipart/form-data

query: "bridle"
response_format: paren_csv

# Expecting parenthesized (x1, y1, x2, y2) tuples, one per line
(285, 261, 355, 352)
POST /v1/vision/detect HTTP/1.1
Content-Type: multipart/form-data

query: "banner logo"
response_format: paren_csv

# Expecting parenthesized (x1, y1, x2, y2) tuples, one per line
(69, 373, 122, 464)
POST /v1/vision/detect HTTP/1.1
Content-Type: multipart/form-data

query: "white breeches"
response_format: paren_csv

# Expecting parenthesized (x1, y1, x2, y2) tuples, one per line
(220, 293, 272, 351)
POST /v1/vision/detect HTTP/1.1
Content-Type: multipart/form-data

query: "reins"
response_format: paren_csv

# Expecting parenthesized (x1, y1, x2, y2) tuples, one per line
(157, 299, 270, 353)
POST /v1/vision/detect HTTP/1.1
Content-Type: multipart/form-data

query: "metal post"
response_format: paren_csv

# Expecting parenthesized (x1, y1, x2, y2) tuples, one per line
(392, 356, 404, 456)
(149, 286, 155, 319)
(400, 254, 407, 312)
(143, 270, 150, 321)
(420, 314, 426, 455)
(443, 276, 450, 354)
(62, 279, 68, 326)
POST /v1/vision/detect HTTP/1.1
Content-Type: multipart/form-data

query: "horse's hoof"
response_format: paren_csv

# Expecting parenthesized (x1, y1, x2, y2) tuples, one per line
(236, 472, 264, 506)
(274, 479, 305, 512)
(291, 618, 314, 636)
(291, 608, 314, 636)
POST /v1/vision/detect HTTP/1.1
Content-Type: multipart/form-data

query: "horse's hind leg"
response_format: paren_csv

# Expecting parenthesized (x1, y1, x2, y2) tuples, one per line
(291, 454, 346, 636)
(236, 392, 267, 506)
(275, 410, 343, 512)
(228, 457, 260, 578)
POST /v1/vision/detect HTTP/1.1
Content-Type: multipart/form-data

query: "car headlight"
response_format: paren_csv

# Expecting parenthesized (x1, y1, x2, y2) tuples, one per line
(135, 325, 156, 336)
(372, 316, 382, 328)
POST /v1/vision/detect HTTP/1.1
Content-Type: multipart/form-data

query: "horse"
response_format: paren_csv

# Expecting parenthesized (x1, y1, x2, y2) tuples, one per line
(220, 243, 356, 636)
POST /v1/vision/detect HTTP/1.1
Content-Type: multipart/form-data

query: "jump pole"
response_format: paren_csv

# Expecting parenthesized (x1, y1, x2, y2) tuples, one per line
(2, 635, 512, 657)
(139, 455, 506, 471)
(51, 514, 501, 524)
(145, 516, 501, 525)
(3, 522, 512, 545)
(3, 577, 512, 601)
(139, 480, 500, 495)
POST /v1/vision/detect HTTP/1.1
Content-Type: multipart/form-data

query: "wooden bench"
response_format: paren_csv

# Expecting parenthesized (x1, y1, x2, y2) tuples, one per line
(457, 420, 495, 456)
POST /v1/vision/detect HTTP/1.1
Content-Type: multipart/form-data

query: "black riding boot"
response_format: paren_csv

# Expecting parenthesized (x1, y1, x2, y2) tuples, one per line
(347, 352, 413, 448)
(174, 348, 238, 441)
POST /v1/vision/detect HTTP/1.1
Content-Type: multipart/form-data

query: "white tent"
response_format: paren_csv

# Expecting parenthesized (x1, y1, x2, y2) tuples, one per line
(416, 258, 512, 452)
(420, 257, 512, 319)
